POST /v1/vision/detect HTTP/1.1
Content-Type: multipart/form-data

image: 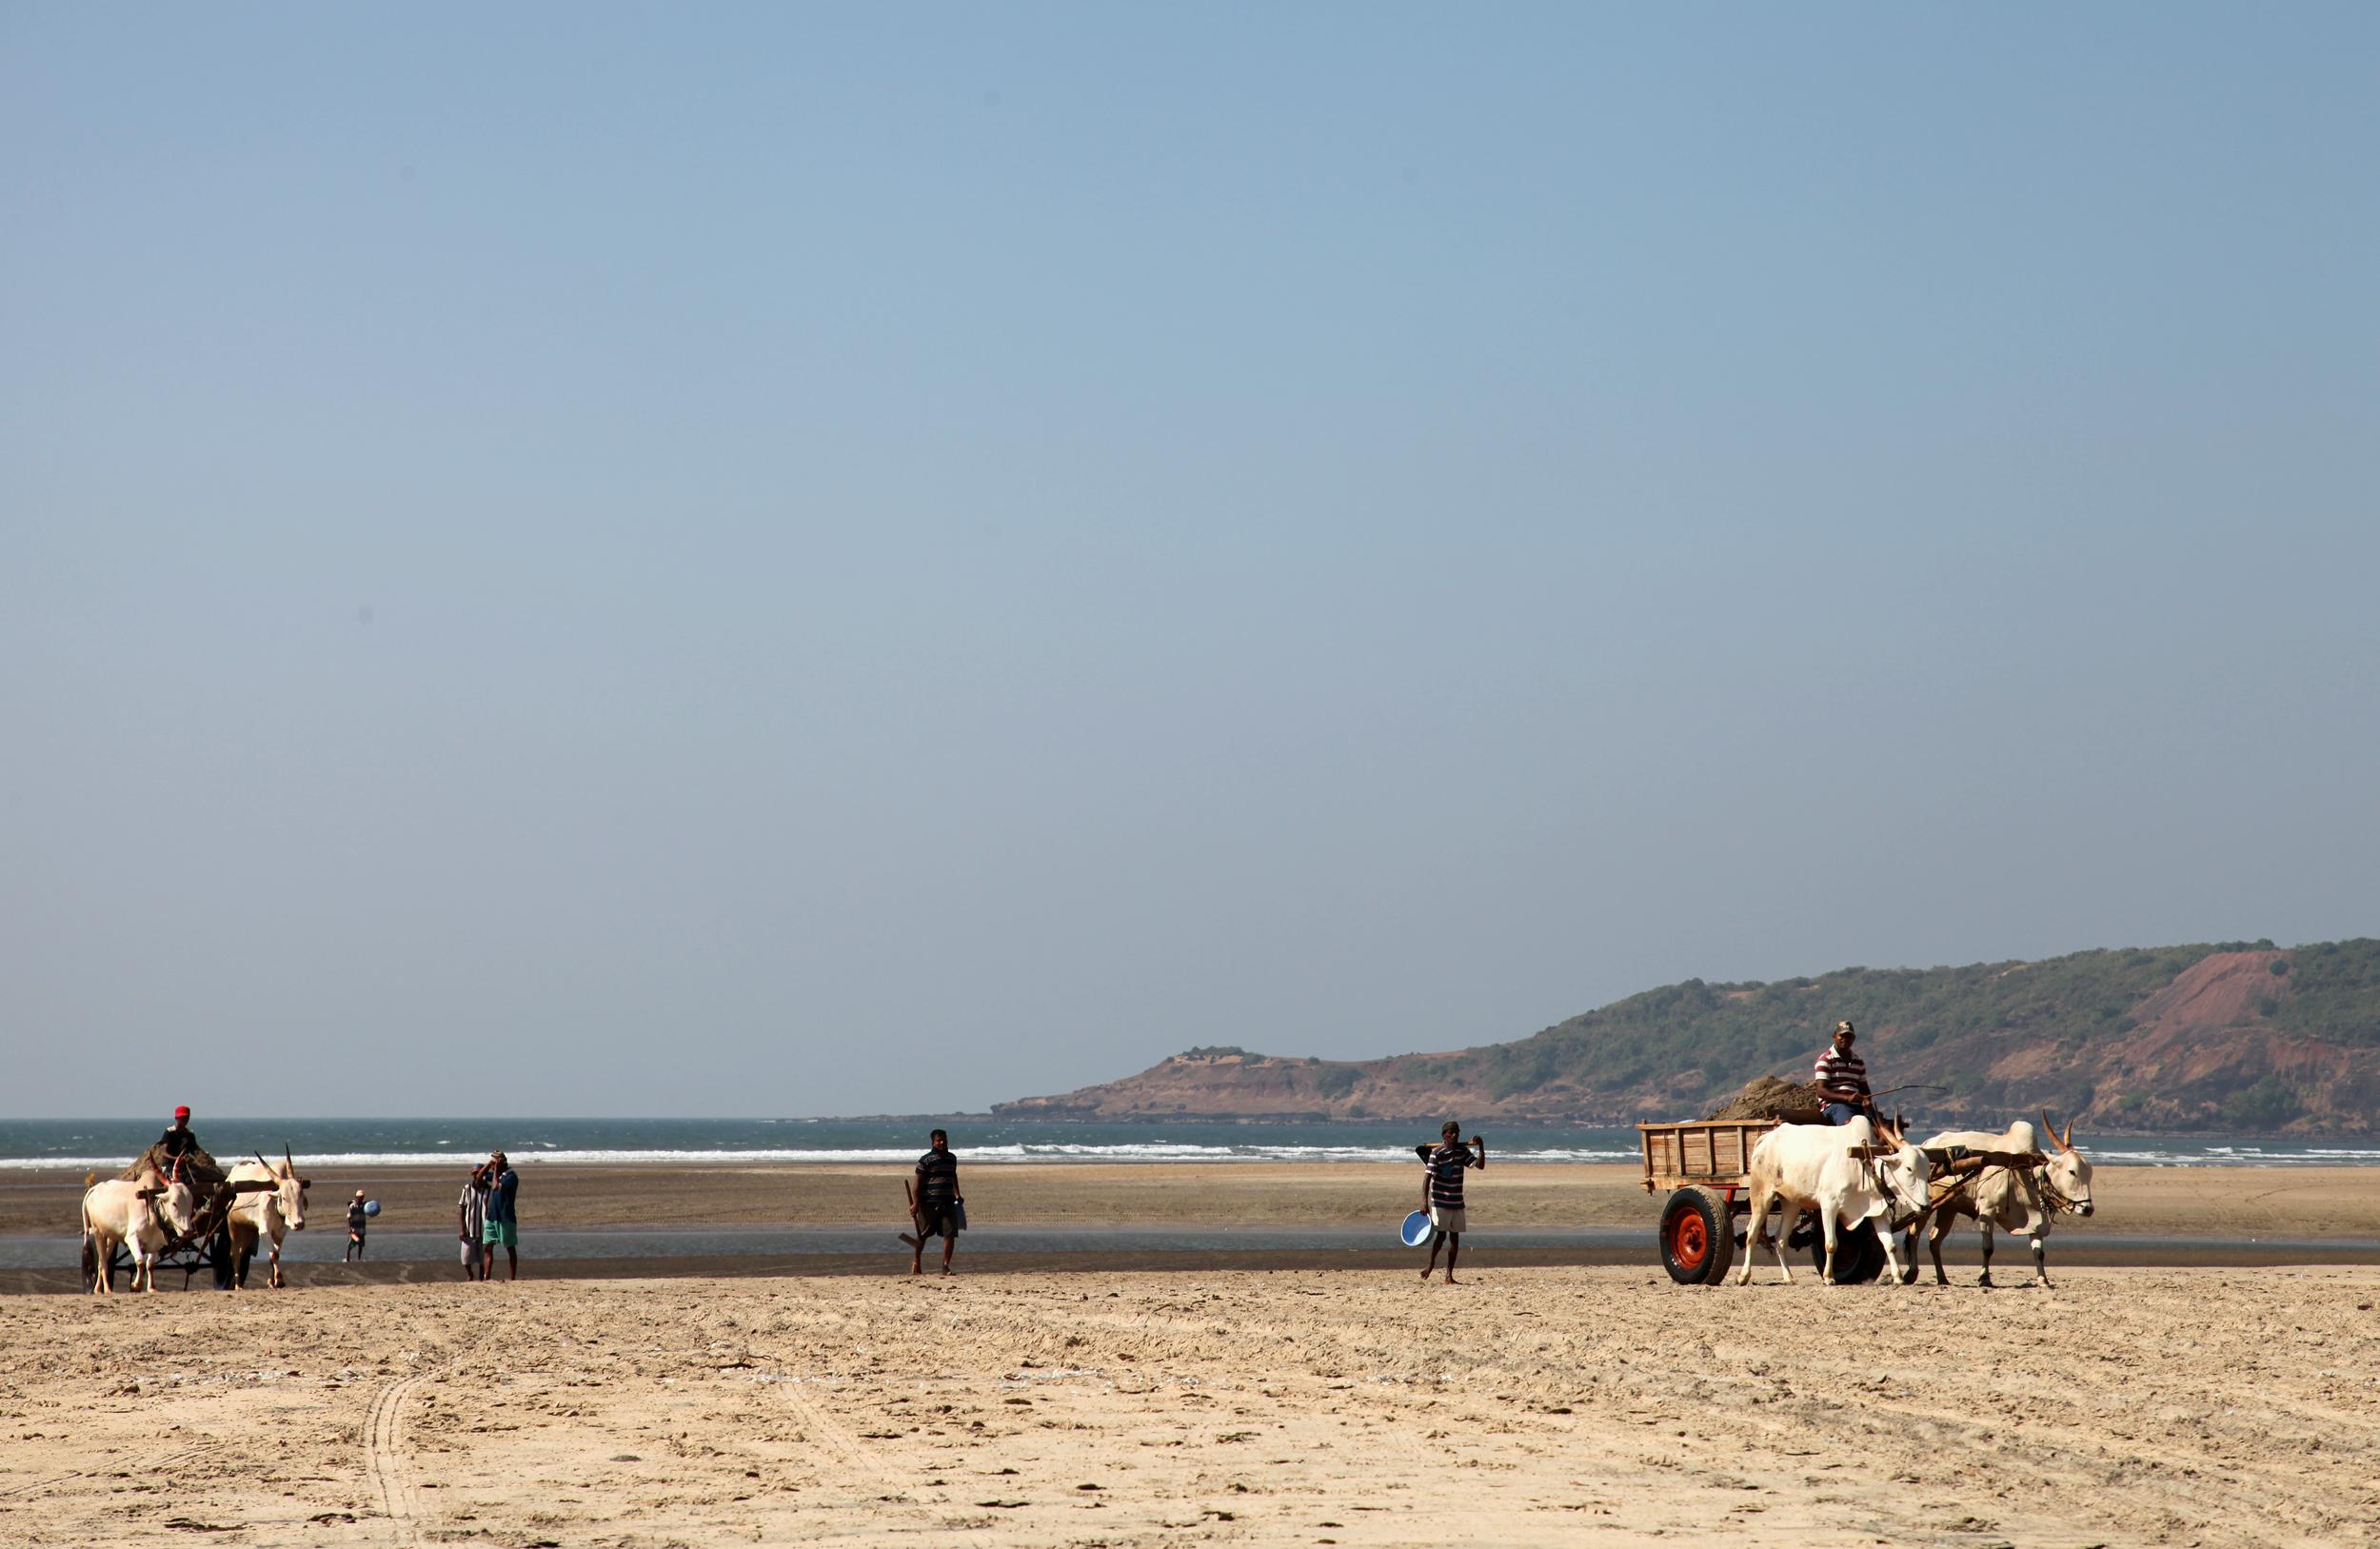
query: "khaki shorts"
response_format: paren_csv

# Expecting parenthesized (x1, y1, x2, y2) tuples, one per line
(1428, 1204, 1467, 1235)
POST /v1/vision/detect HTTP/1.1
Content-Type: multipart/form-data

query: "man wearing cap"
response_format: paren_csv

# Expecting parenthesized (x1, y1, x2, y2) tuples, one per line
(481, 1151, 520, 1281)
(346, 1190, 370, 1261)
(1814, 1022, 1874, 1125)
(158, 1105, 203, 1164)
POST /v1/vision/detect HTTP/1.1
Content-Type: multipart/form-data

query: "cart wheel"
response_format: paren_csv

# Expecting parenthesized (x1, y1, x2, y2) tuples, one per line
(1658, 1186, 1735, 1284)
(1806, 1220, 1887, 1283)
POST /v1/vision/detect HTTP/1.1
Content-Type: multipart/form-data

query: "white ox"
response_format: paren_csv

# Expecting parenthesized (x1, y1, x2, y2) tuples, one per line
(1918, 1110, 2095, 1287)
(1735, 1115, 1932, 1286)
(81, 1169, 202, 1294)
(226, 1147, 311, 1289)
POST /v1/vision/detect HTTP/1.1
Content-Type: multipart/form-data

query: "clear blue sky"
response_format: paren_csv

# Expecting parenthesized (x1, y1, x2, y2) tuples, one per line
(5, 7, 2375, 1117)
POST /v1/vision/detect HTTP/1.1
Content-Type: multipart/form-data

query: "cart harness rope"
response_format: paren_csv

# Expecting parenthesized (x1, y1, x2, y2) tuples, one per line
(1855, 1145, 1933, 1236)
(1922, 1149, 2073, 1221)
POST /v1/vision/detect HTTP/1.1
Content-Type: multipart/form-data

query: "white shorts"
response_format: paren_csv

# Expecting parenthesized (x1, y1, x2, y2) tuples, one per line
(1428, 1205, 1467, 1235)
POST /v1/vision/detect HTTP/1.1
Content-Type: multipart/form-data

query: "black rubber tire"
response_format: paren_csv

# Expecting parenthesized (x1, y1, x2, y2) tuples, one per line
(1806, 1220, 1888, 1283)
(1658, 1186, 1735, 1285)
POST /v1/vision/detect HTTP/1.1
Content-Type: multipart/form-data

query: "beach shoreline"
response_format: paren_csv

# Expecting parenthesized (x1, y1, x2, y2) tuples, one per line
(9, 1162, 2380, 1295)
(10, 1159, 2378, 1226)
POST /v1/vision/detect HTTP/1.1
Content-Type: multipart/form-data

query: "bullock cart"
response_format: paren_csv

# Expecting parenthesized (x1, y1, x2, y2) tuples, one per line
(1638, 1117, 2044, 1286)
(80, 1173, 271, 1293)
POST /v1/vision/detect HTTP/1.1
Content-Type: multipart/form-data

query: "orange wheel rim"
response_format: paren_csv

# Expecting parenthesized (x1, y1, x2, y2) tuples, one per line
(1674, 1212, 1708, 1269)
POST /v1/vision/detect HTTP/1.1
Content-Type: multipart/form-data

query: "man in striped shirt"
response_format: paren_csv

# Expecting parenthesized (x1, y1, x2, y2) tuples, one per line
(1815, 1021, 1874, 1125)
(1418, 1121, 1486, 1284)
(906, 1129, 962, 1277)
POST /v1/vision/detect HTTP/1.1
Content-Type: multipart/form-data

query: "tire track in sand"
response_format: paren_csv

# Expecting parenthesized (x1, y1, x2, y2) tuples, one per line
(776, 1374, 883, 1485)
(363, 1370, 429, 1545)
(364, 1336, 490, 1546)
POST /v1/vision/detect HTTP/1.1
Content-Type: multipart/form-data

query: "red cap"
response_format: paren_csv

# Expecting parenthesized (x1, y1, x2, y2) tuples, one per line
(173, 1105, 191, 1120)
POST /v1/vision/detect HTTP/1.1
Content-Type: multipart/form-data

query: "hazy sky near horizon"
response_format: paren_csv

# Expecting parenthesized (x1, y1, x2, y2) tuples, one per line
(6, 7, 2376, 1118)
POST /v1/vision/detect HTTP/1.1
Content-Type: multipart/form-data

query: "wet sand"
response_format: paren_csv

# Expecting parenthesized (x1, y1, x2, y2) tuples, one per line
(8, 1162, 2377, 1296)
(10, 1160, 2379, 1239)
(3, 1265, 2375, 1547)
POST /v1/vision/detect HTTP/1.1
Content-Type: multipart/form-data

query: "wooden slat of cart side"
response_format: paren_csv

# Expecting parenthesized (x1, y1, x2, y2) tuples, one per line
(1636, 1119, 1780, 1194)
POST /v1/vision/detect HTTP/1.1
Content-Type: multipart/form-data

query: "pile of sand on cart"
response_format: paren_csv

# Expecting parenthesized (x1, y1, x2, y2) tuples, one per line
(113, 1142, 226, 1193)
(1703, 1075, 1826, 1121)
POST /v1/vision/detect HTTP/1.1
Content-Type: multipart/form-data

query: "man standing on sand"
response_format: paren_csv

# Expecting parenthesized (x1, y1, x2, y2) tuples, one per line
(1419, 1122, 1486, 1285)
(457, 1164, 489, 1281)
(904, 1129, 962, 1277)
(1815, 1021, 1874, 1125)
(346, 1190, 369, 1261)
(481, 1150, 520, 1281)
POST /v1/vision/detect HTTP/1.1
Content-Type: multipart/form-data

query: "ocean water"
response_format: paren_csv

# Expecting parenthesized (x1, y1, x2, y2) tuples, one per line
(0, 1117, 2371, 1171)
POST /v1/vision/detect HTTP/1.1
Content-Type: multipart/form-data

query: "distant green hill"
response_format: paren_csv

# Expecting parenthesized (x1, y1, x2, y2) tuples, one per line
(997, 939, 2380, 1133)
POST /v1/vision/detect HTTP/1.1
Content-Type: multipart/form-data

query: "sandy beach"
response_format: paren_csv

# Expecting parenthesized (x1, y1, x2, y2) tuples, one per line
(8, 1162, 2379, 1542)
(3, 1264, 2375, 1548)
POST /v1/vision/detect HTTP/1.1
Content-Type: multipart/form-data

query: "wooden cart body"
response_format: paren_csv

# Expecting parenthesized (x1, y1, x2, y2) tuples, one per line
(1638, 1118, 1790, 1198)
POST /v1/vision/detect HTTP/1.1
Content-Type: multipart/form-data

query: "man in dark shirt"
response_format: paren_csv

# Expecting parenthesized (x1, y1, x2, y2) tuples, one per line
(1418, 1121, 1486, 1285)
(481, 1151, 521, 1281)
(157, 1105, 201, 1163)
(905, 1130, 962, 1277)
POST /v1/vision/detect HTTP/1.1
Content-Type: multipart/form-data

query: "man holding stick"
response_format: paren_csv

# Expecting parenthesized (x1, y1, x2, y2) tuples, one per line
(1815, 1021, 1874, 1125)
(902, 1129, 963, 1277)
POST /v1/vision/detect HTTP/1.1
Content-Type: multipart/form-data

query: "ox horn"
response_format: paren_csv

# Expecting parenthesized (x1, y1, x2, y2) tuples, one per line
(2038, 1109, 2068, 1153)
(254, 1152, 273, 1175)
(284, 1143, 296, 1175)
(2061, 1115, 2075, 1151)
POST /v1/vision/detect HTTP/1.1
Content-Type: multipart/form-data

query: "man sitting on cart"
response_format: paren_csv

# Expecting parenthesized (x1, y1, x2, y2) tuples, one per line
(158, 1105, 204, 1166)
(1814, 1022, 1874, 1125)
(126, 1104, 226, 1195)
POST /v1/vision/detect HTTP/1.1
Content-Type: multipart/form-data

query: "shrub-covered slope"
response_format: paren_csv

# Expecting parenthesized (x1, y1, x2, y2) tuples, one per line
(994, 940, 2380, 1132)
